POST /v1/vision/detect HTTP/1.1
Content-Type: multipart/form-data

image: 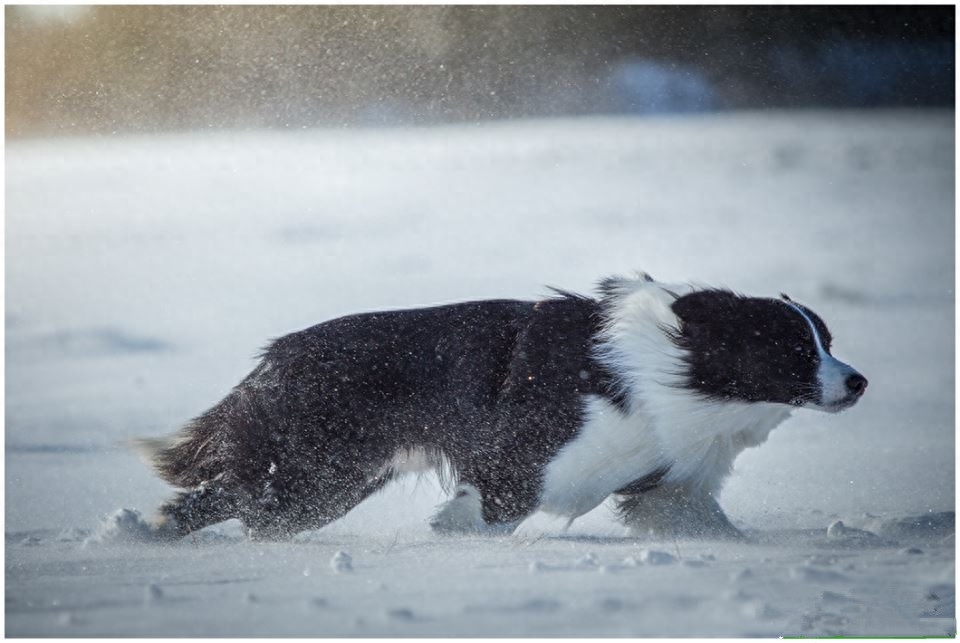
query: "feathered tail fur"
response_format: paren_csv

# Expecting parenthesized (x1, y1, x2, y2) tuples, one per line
(130, 392, 239, 489)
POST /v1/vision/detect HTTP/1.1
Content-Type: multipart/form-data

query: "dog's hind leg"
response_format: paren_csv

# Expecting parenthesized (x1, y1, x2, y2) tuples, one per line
(242, 464, 395, 541)
(429, 464, 536, 536)
(430, 483, 521, 536)
(152, 478, 244, 540)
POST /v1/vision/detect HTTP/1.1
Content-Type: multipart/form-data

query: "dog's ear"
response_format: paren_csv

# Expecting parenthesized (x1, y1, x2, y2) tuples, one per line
(671, 289, 740, 325)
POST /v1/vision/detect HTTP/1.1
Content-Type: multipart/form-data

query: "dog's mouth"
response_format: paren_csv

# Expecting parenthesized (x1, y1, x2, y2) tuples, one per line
(796, 387, 866, 413)
(819, 394, 863, 413)
(815, 385, 867, 413)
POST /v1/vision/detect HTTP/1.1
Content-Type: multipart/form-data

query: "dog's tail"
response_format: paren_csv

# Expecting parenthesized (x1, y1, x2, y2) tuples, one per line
(129, 395, 239, 489)
(129, 434, 205, 489)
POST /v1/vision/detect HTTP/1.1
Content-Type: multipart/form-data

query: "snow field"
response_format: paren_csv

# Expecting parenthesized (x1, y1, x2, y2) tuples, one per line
(5, 109, 955, 635)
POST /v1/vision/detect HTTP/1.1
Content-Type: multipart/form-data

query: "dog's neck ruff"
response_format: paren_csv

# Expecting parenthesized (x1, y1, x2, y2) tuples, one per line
(594, 277, 792, 492)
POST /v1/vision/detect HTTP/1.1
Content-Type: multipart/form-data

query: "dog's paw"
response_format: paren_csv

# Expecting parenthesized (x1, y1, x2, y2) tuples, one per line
(511, 510, 573, 545)
(430, 484, 487, 535)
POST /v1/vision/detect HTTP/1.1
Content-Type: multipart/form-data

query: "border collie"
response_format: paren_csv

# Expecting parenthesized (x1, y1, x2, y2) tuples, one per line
(136, 273, 866, 540)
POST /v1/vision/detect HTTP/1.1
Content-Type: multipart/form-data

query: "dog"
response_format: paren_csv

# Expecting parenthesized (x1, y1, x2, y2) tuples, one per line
(135, 273, 866, 540)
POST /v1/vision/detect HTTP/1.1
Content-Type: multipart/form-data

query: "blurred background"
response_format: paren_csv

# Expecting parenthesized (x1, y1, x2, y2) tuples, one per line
(6, 5, 955, 137)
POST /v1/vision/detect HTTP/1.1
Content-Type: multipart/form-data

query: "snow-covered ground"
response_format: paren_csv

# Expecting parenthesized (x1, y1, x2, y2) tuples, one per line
(5, 110, 955, 636)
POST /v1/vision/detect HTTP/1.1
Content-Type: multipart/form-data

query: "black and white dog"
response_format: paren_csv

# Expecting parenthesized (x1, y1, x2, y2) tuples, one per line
(137, 273, 866, 540)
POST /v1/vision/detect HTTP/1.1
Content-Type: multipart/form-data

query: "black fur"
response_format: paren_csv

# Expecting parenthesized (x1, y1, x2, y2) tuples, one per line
(615, 466, 671, 495)
(669, 289, 834, 406)
(144, 293, 624, 539)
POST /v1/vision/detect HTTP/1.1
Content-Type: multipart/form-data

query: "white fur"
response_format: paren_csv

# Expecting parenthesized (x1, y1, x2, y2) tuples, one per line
(533, 276, 792, 524)
(377, 446, 457, 491)
(383, 446, 435, 474)
(815, 355, 857, 410)
(429, 484, 485, 533)
(537, 395, 664, 517)
(430, 484, 518, 535)
(513, 509, 576, 543)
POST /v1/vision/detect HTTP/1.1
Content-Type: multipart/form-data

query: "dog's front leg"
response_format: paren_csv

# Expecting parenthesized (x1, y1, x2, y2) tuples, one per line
(616, 485, 745, 540)
(511, 509, 575, 543)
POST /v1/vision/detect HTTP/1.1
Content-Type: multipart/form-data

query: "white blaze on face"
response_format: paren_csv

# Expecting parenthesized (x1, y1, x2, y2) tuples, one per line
(784, 301, 858, 412)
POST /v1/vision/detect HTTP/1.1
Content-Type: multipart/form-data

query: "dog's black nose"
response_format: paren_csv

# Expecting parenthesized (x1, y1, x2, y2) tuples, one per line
(846, 373, 868, 396)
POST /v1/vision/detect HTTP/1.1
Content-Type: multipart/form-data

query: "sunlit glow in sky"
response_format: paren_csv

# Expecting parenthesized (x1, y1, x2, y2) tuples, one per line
(19, 5, 90, 24)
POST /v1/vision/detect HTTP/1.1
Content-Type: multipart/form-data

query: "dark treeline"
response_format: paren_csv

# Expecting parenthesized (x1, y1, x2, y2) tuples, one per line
(6, 5, 955, 137)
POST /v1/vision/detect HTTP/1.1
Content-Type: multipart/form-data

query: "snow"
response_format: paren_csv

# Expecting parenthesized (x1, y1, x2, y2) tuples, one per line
(638, 549, 677, 566)
(5, 109, 955, 636)
(82, 508, 157, 547)
(330, 551, 354, 574)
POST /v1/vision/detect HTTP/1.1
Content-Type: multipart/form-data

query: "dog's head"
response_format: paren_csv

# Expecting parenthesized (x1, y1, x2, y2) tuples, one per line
(669, 289, 866, 412)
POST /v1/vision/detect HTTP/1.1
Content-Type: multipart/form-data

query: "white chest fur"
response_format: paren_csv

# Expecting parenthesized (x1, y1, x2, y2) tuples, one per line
(640, 388, 791, 491)
(537, 394, 789, 519)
